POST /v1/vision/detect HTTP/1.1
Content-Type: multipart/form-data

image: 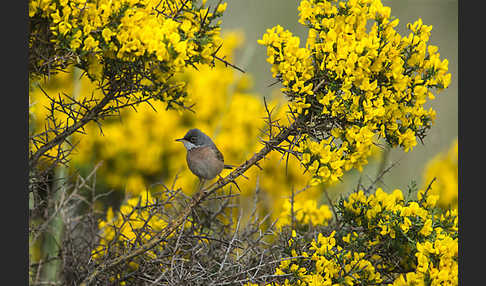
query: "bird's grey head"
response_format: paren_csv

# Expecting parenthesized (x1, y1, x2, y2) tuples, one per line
(175, 128, 215, 150)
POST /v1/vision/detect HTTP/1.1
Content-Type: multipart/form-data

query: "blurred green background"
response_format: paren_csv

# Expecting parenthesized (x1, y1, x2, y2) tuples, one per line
(216, 0, 458, 192)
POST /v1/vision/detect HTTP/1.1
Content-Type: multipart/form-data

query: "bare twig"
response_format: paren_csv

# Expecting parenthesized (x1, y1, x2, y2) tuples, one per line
(212, 55, 246, 73)
(363, 159, 400, 194)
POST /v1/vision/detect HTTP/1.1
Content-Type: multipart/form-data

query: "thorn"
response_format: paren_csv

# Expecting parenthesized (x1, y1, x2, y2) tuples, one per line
(254, 162, 263, 170)
(230, 180, 241, 192)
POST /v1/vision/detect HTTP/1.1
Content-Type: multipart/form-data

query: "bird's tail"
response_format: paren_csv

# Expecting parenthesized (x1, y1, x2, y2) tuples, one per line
(224, 164, 236, 169)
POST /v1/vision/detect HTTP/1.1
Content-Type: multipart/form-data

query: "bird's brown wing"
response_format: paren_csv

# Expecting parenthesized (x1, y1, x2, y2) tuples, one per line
(214, 148, 235, 169)
(213, 145, 224, 163)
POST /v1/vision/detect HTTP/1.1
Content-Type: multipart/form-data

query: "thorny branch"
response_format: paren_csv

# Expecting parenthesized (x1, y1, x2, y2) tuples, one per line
(80, 116, 303, 285)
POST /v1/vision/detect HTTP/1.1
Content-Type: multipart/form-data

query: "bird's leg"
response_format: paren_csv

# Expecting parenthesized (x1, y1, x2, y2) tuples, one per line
(198, 178, 206, 191)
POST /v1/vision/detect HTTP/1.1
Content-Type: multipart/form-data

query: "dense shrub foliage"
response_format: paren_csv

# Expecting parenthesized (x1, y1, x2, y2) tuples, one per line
(28, 0, 457, 285)
(258, 0, 451, 185)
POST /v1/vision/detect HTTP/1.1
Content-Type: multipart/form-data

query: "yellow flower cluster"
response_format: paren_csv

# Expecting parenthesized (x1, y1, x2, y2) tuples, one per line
(275, 198, 332, 229)
(29, 0, 226, 108)
(258, 0, 451, 185)
(29, 0, 224, 63)
(267, 186, 457, 286)
(92, 191, 168, 262)
(273, 230, 383, 286)
(299, 125, 376, 186)
(392, 234, 458, 285)
(342, 188, 456, 240)
(341, 188, 457, 285)
(258, 25, 315, 98)
(422, 139, 458, 209)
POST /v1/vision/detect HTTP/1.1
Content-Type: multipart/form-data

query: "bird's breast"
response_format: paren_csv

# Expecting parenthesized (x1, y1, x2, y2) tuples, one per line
(186, 146, 224, 180)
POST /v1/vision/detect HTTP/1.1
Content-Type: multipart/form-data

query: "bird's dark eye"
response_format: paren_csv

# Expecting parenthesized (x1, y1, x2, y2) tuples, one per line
(186, 136, 195, 143)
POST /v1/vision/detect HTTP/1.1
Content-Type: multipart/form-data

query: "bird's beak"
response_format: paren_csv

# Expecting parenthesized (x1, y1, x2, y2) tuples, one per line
(175, 138, 184, 142)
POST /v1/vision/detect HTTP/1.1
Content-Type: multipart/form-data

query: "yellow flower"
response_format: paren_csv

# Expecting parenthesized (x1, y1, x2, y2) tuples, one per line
(102, 27, 113, 42)
(259, 0, 450, 184)
(58, 21, 72, 36)
(216, 2, 227, 13)
(422, 139, 458, 209)
(419, 219, 433, 237)
(83, 35, 98, 51)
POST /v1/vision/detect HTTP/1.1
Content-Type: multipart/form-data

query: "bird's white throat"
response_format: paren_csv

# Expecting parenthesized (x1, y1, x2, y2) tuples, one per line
(182, 141, 199, 150)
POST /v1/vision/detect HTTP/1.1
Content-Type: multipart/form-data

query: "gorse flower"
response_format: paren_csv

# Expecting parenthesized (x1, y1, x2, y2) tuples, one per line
(422, 139, 458, 209)
(341, 188, 457, 285)
(29, 0, 224, 63)
(276, 198, 333, 229)
(270, 187, 457, 286)
(28, 0, 230, 170)
(29, 0, 226, 109)
(92, 192, 169, 263)
(258, 0, 451, 185)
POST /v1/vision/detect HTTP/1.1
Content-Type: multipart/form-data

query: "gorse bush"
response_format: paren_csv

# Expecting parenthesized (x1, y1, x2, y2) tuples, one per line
(89, 141, 458, 285)
(28, 0, 457, 285)
(265, 187, 457, 286)
(29, 0, 226, 172)
(258, 0, 451, 185)
(29, 0, 225, 82)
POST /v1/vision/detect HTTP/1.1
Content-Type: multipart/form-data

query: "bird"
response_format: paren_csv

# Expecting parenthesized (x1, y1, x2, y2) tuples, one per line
(175, 128, 231, 188)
